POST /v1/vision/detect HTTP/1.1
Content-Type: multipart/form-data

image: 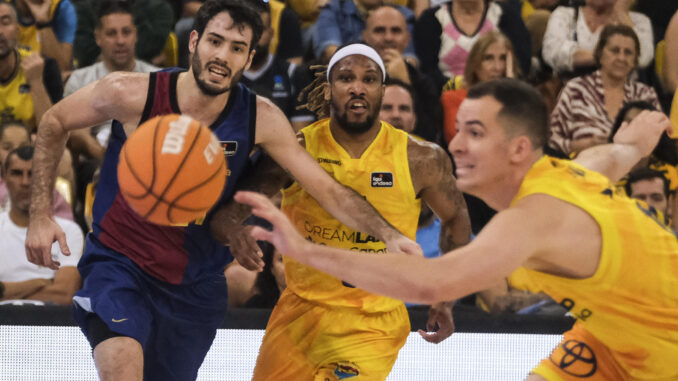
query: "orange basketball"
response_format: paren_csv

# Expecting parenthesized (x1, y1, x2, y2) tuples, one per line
(117, 114, 227, 226)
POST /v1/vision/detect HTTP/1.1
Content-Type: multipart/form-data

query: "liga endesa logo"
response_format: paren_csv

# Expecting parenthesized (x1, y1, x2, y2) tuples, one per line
(371, 172, 393, 188)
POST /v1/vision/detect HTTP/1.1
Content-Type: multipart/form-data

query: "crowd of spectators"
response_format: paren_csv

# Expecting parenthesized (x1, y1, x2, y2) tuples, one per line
(0, 0, 676, 317)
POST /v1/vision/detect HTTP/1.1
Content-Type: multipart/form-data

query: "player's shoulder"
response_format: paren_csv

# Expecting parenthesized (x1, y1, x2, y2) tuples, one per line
(406, 135, 449, 166)
(98, 71, 151, 93)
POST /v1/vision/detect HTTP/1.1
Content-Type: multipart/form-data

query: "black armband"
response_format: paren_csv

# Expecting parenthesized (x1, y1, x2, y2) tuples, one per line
(35, 21, 51, 29)
(0, 281, 5, 299)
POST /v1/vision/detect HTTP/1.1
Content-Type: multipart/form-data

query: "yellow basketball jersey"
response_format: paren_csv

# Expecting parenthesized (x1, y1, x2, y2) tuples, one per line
(508, 156, 678, 379)
(281, 119, 420, 313)
(0, 48, 36, 129)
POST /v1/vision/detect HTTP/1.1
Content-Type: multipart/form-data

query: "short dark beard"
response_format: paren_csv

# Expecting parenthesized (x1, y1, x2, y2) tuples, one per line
(191, 51, 244, 96)
(330, 96, 381, 135)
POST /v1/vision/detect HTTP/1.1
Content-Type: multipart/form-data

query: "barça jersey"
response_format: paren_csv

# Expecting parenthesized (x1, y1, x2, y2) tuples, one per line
(281, 119, 421, 313)
(508, 156, 678, 379)
(90, 71, 256, 285)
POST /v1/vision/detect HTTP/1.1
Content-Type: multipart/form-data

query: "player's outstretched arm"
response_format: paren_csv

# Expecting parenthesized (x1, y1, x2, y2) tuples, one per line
(26, 72, 148, 269)
(408, 139, 472, 343)
(236, 191, 541, 304)
(575, 110, 673, 181)
(210, 152, 291, 271)
(254, 97, 422, 255)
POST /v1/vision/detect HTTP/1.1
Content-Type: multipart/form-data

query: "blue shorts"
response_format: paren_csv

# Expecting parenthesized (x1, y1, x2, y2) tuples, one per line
(73, 235, 228, 381)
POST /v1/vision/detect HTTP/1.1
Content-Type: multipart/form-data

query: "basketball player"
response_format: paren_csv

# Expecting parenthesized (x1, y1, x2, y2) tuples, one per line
(238, 79, 678, 380)
(250, 43, 471, 380)
(23, 1, 419, 380)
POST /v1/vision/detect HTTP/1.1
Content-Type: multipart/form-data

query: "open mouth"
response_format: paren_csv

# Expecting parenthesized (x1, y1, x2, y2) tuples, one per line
(347, 100, 368, 113)
(207, 64, 229, 78)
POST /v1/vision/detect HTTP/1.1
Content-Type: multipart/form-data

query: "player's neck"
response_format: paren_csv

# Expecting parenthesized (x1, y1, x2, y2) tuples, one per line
(177, 71, 230, 126)
(477, 155, 541, 211)
(328, 118, 382, 159)
(9, 207, 29, 228)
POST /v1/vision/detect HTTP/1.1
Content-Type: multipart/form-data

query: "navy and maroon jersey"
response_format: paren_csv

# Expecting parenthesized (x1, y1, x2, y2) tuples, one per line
(90, 71, 256, 285)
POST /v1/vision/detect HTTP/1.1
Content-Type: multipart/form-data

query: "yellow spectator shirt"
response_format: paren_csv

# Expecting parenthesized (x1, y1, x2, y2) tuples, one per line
(0, 48, 36, 128)
(508, 156, 678, 380)
(281, 119, 420, 313)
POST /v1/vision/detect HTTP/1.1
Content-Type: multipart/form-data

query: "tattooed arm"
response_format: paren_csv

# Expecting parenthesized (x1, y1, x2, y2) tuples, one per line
(408, 137, 472, 344)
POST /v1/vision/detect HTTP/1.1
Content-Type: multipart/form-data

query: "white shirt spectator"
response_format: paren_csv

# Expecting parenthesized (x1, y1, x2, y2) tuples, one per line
(64, 60, 158, 146)
(0, 212, 83, 282)
(542, 6, 653, 72)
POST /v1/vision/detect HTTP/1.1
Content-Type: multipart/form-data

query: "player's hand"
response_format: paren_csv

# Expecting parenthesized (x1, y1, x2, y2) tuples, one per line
(20, 53, 45, 84)
(226, 225, 264, 272)
(385, 235, 423, 256)
(235, 191, 310, 258)
(418, 301, 455, 344)
(25, 215, 70, 270)
(613, 110, 673, 157)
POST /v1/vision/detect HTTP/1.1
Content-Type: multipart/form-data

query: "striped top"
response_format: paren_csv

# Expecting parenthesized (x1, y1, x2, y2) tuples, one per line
(549, 70, 660, 155)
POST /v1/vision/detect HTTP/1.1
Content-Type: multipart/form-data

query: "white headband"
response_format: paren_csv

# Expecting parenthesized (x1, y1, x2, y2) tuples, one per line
(326, 44, 386, 82)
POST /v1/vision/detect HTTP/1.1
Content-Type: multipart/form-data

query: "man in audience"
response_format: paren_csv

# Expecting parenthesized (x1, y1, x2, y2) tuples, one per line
(363, 5, 442, 143)
(0, 146, 83, 305)
(10, 0, 76, 72)
(72, 0, 172, 68)
(314, 0, 417, 65)
(379, 78, 416, 134)
(241, 0, 311, 124)
(625, 167, 672, 225)
(0, 121, 73, 219)
(0, 1, 63, 131)
(65, 0, 158, 161)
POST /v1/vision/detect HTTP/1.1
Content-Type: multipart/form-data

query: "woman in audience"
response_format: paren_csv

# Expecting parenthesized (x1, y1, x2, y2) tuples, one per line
(542, 0, 653, 76)
(548, 24, 660, 156)
(441, 30, 520, 145)
(414, 0, 531, 91)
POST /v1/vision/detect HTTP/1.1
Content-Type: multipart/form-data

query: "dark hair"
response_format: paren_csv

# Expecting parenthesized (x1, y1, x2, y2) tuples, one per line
(249, 0, 270, 14)
(245, 240, 282, 308)
(0, 120, 30, 143)
(95, 0, 134, 28)
(625, 167, 670, 200)
(594, 24, 641, 68)
(384, 77, 416, 106)
(609, 101, 678, 165)
(4, 145, 33, 172)
(467, 79, 549, 149)
(192, 0, 263, 51)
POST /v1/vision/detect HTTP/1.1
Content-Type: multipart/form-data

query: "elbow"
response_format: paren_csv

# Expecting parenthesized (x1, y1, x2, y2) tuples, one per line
(413, 282, 448, 305)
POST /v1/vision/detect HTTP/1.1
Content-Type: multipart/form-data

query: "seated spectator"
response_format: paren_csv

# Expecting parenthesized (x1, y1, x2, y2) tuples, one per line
(363, 5, 442, 143)
(414, 0, 531, 91)
(11, 0, 76, 72)
(0, 146, 83, 305)
(65, 0, 158, 161)
(286, 0, 329, 54)
(380, 78, 417, 134)
(314, 0, 417, 64)
(0, 2, 63, 131)
(73, 0, 172, 68)
(175, 0, 302, 68)
(441, 30, 520, 145)
(542, 0, 653, 76)
(241, 0, 311, 125)
(549, 24, 660, 156)
(0, 121, 74, 219)
(664, 10, 678, 94)
(609, 101, 678, 230)
(624, 167, 672, 227)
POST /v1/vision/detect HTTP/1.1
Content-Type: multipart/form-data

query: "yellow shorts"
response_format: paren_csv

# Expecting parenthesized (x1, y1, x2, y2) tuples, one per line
(252, 289, 410, 381)
(532, 323, 629, 380)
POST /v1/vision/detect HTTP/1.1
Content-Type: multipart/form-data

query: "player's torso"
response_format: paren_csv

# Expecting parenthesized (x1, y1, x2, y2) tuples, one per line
(282, 120, 420, 312)
(508, 157, 678, 379)
(0, 49, 35, 128)
(90, 71, 256, 285)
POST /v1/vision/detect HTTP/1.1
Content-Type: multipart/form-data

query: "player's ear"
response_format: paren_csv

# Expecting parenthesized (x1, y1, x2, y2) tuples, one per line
(188, 30, 199, 54)
(245, 48, 255, 71)
(323, 82, 330, 102)
(508, 135, 533, 164)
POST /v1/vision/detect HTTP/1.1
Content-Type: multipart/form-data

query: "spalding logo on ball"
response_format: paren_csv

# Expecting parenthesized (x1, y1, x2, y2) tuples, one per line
(118, 114, 227, 226)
